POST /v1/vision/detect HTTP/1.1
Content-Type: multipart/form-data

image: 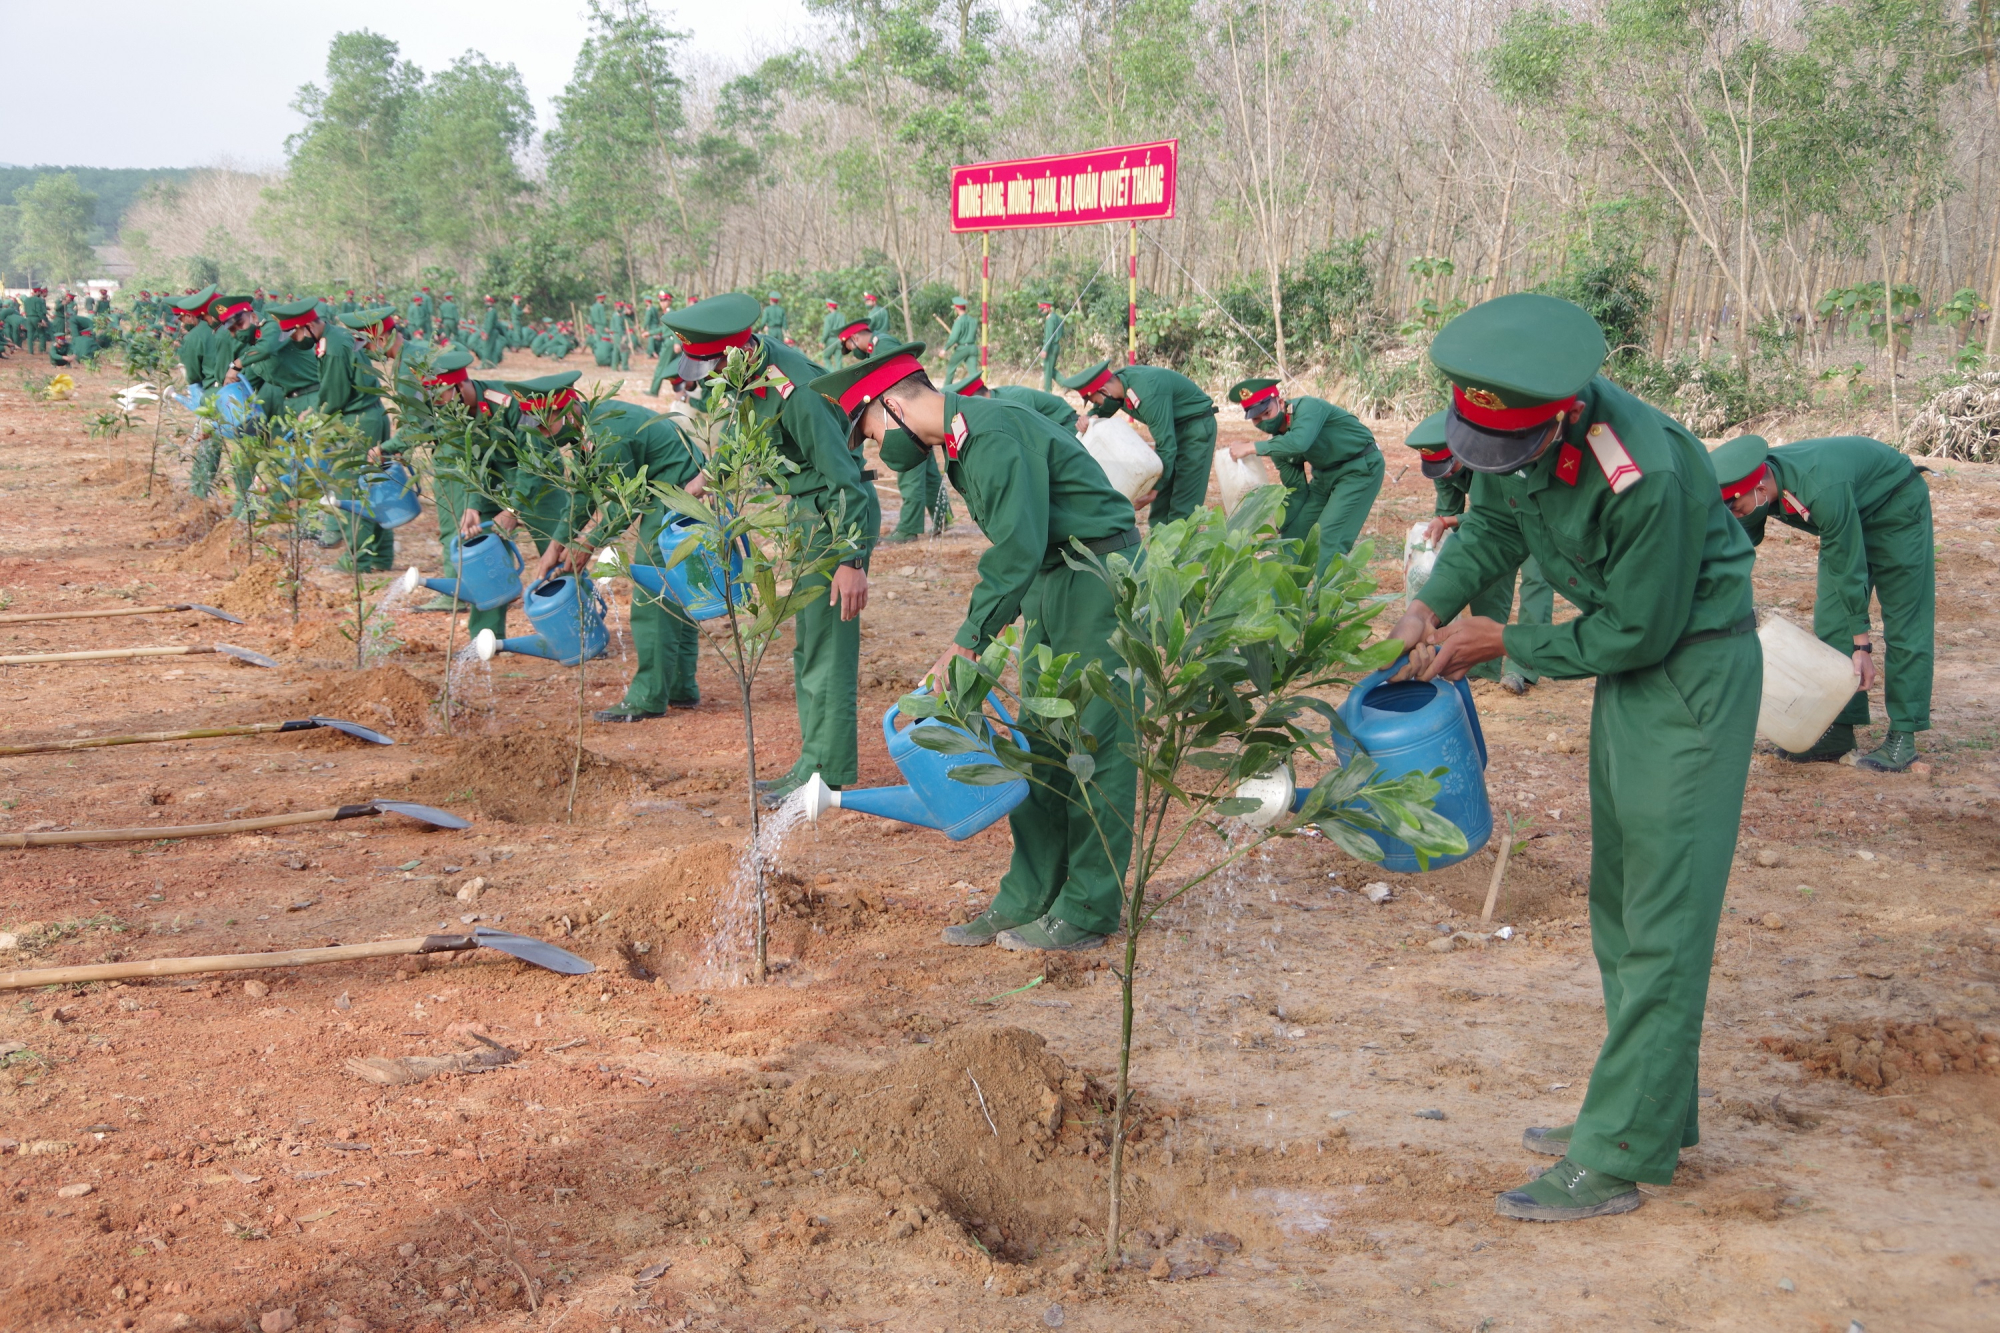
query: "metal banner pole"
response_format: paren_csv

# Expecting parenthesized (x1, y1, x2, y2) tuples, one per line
(980, 233, 991, 372)
(1127, 221, 1139, 365)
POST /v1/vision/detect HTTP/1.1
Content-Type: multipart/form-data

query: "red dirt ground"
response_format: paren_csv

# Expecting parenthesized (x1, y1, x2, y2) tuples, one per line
(1, 352, 1997, 1333)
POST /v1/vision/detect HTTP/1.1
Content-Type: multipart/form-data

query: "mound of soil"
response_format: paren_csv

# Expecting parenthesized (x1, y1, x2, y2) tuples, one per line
(150, 518, 244, 574)
(390, 730, 665, 823)
(302, 663, 440, 736)
(212, 562, 334, 616)
(1762, 1018, 2000, 1091)
(737, 1026, 1172, 1261)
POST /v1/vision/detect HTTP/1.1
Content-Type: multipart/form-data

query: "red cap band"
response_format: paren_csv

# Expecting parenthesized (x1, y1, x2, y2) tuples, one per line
(423, 367, 470, 388)
(837, 319, 871, 339)
(215, 300, 253, 322)
(837, 353, 926, 414)
(278, 311, 318, 331)
(1238, 385, 1280, 412)
(1419, 448, 1453, 463)
(1720, 462, 1768, 501)
(678, 328, 754, 356)
(957, 374, 986, 395)
(1076, 366, 1117, 396)
(1451, 384, 1576, 432)
(516, 387, 579, 414)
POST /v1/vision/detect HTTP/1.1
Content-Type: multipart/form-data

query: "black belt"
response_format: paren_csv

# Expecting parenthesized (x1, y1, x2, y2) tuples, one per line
(1080, 528, 1141, 556)
(1675, 613, 1756, 650)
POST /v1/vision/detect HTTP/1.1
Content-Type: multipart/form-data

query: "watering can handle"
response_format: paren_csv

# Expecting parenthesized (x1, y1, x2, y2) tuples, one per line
(885, 690, 1027, 750)
(1369, 654, 1489, 772)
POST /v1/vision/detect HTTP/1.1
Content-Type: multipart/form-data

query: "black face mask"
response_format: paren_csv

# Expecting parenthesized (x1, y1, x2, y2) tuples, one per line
(1088, 396, 1122, 419)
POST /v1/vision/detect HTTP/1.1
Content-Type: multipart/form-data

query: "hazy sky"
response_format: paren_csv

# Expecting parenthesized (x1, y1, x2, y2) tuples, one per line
(0, 0, 821, 170)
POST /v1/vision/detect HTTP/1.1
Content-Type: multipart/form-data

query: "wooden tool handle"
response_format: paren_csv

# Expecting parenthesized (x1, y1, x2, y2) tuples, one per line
(0, 605, 193, 625)
(0, 934, 476, 990)
(0, 806, 344, 848)
(0, 645, 207, 665)
(0, 723, 277, 756)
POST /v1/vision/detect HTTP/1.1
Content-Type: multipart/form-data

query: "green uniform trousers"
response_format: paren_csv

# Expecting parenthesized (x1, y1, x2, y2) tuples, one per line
(1277, 449, 1384, 571)
(990, 560, 1135, 937)
(782, 489, 876, 789)
(324, 409, 397, 572)
(1041, 348, 1059, 393)
(1572, 629, 1760, 1186)
(623, 574, 702, 712)
(649, 356, 675, 397)
(890, 454, 949, 541)
(943, 346, 977, 386)
(1823, 480, 1934, 734)
(821, 340, 844, 370)
(1151, 414, 1218, 526)
(1466, 556, 1556, 685)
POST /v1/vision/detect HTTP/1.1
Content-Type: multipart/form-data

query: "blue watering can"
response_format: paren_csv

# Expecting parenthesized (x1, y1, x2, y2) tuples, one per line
(473, 573, 609, 667)
(324, 462, 421, 529)
(800, 694, 1030, 840)
(212, 380, 260, 440)
(419, 528, 523, 611)
(1236, 659, 1490, 871)
(624, 511, 744, 621)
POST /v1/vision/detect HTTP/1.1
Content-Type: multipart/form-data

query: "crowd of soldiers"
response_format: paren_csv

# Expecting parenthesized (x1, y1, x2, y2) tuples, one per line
(27, 273, 1939, 1226)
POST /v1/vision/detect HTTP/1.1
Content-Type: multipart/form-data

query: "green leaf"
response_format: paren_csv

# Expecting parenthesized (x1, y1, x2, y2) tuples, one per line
(906, 726, 989, 756)
(1066, 751, 1096, 782)
(947, 763, 1022, 786)
(1021, 696, 1076, 718)
(1212, 797, 1262, 817)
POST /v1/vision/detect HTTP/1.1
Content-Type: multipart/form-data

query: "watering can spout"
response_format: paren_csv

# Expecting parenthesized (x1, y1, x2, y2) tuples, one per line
(1234, 769, 1309, 830)
(493, 633, 560, 661)
(818, 778, 945, 831)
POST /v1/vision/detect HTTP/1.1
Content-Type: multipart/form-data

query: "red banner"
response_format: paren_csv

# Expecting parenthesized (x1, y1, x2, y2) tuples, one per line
(950, 141, 1178, 232)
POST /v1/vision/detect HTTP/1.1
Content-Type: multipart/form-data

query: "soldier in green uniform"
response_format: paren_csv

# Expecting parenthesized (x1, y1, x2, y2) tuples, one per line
(405, 347, 506, 619)
(609, 303, 633, 370)
(665, 293, 875, 800)
(835, 314, 878, 362)
(754, 292, 788, 345)
(1712, 433, 1932, 771)
(528, 387, 707, 722)
(1404, 410, 1556, 694)
(1387, 293, 1761, 1222)
(209, 295, 268, 513)
(812, 342, 1138, 952)
(437, 292, 461, 344)
(950, 370, 1078, 433)
(864, 291, 890, 339)
(819, 299, 844, 369)
(587, 294, 610, 334)
(268, 298, 400, 571)
(22, 287, 50, 354)
(1060, 359, 1219, 525)
(940, 297, 978, 385)
(1224, 378, 1382, 570)
(1038, 300, 1064, 392)
(477, 296, 503, 368)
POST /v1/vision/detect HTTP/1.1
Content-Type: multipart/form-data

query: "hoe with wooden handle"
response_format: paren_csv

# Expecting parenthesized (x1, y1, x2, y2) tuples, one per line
(0, 926, 594, 990)
(0, 798, 469, 849)
(0, 643, 278, 667)
(0, 603, 245, 626)
(0, 716, 393, 756)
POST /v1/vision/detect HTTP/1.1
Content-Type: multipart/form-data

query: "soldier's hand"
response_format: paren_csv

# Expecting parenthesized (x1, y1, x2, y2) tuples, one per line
(1853, 648, 1877, 691)
(686, 472, 709, 499)
(924, 643, 978, 692)
(495, 511, 521, 535)
(1387, 603, 1440, 682)
(1227, 439, 1259, 461)
(458, 508, 485, 540)
(533, 543, 567, 582)
(1422, 516, 1458, 546)
(1424, 616, 1507, 682)
(1134, 489, 1158, 508)
(830, 563, 868, 620)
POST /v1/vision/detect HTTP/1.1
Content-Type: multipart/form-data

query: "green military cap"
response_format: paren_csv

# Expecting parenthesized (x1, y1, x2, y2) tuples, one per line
(1711, 434, 1771, 498)
(945, 371, 988, 396)
(1430, 293, 1606, 473)
(169, 284, 219, 315)
(807, 340, 931, 448)
(1404, 410, 1455, 479)
(72, 315, 93, 332)
(877, 428, 927, 473)
(337, 306, 397, 331)
(766, 291, 782, 301)
(951, 296, 969, 307)
(1057, 359, 1118, 395)
(266, 297, 321, 329)
(1227, 377, 1282, 420)
(503, 370, 583, 414)
(664, 293, 760, 344)
(417, 346, 477, 385)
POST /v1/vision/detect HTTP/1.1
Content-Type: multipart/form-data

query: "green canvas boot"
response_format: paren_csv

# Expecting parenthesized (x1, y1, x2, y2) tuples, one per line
(1521, 1123, 1573, 1157)
(1495, 1157, 1642, 1221)
(941, 906, 1028, 947)
(995, 914, 1108, 953)
(1855, 730, 1919, 773)
(1778, 721, 1854, 763)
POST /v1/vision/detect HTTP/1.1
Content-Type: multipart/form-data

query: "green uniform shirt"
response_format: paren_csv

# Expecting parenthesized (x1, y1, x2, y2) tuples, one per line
(1252, 396, 1375, 489)
(1735, 436, 1923, 644)
(866, 305, 890, 336)
(243, 321, 321, 412)
(560, 401, 704, 551)
(1417, 376, 1755, 680)
(741, 336, 873, 562)
(940, 394, 1135, 651)
(438, 298, 460, 332)
(1041, 310, 1065, 354)
(1111, 364, 1217, 501)
(755, 303, 786, 339)
(991, 384, 1078, 434)
(945, 311, 978, 350)
(1433, 468, 1471, 517)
